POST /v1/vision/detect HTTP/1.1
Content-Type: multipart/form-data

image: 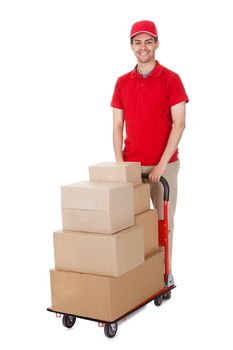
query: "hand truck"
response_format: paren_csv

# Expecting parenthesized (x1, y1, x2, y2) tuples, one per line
(47, 175, 176, 338)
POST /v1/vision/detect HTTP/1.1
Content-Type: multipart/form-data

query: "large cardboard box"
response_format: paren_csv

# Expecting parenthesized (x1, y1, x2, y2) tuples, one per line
(88, 161, 142, 185)
(134, 183, 150, 215)
(135, 209, 159, 257)
(50, 250, 164, 322)
(61, 181, 134, 233)
(53, 225, 144, 277)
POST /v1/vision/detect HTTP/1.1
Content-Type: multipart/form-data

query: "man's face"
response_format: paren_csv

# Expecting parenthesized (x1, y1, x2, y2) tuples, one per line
(131, 33, 159, 64)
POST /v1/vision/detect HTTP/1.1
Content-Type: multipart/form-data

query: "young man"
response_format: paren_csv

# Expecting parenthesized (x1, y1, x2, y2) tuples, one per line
(111, 20, 189, 279)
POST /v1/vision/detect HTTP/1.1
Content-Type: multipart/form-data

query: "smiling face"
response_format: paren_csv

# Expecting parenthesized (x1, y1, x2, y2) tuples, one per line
(131, 33, 159, 64)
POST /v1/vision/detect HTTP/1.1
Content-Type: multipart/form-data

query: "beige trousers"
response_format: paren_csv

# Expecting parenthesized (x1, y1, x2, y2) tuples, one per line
(141, 160, 180, 272)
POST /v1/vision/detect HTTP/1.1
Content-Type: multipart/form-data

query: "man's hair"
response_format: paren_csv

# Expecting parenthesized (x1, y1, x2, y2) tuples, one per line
(130, 36, 158, 45)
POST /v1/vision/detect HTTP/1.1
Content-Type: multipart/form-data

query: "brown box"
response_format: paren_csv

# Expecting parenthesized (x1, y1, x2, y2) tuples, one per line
(134, 183, 150, 215)
(88, 161, 142, 185)
(135, 209, 158, 257)
(50, 250, 164, 322)
(61, 181, 134, 233)
(53, 225, 144, 277)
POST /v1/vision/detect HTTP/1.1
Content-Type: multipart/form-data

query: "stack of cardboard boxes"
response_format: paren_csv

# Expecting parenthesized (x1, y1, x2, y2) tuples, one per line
(50, 162, 165, 322)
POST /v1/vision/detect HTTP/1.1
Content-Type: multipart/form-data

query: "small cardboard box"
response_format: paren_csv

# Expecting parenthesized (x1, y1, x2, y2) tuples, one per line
(88, 161, 142, 185)
(135, 209, 159, 257)
(50, 250, 164, 322)
(134, 183, 150, 215)
(61, 181, 134, 234)
(53, 225, 144, 277)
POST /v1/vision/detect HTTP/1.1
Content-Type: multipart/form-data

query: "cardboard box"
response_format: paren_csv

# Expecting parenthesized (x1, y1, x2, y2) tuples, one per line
(134, 183, 150, 215)
(61, 181, 134, 233)
(53, 225, 144, 277)
(135, 209, 158, 257)
(88, 161, 142, 185)
(50, 250, 164, 322)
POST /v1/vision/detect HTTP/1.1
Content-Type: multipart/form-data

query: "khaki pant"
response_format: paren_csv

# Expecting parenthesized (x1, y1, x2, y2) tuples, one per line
(141, 160, 180, 272)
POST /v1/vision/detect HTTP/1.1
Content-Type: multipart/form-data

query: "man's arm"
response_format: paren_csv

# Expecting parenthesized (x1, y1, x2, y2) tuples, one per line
(113, 108, 124, 161)
(149, 101, 186, 182)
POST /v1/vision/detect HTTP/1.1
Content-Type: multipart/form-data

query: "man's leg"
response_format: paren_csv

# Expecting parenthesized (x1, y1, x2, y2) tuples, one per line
(141, 160, 180, 273)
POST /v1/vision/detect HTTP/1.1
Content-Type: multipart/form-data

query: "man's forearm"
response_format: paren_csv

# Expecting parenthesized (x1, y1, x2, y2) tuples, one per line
(159, 123, 185, 166)
(113, 126, 123, 161)
(149, 100, 186, 182)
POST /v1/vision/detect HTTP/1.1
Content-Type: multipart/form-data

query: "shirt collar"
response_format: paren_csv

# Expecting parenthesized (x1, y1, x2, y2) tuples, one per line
(130, 60, 163, 79)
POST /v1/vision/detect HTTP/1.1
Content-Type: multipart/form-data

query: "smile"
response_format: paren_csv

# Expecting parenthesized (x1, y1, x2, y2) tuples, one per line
(139, 52, 149, 56)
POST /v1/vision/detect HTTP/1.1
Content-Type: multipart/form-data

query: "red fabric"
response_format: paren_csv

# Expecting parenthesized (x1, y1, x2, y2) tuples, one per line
(111, 61, 189, 166)
(130, 20, 158, 38)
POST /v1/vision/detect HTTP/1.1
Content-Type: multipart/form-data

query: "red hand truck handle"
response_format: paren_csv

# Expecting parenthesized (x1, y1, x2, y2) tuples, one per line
(141, 174, 170, 201)
(141, 174, 171, 285)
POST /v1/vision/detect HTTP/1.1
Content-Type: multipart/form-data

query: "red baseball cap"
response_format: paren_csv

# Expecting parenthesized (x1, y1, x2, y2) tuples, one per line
(130, 20, 158, 38)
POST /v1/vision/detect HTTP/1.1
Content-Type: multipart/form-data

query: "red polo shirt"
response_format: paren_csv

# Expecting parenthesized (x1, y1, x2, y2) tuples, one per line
(111, 61, 189, 165)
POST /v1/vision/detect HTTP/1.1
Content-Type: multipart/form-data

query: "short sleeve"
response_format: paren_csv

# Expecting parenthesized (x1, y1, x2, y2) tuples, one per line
(167, 74, 189, 107)
(111, 78, 123, 109)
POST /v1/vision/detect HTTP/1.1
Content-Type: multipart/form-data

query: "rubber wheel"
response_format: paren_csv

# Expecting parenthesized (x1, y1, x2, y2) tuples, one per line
(62, 314, 76, 328)
(154, 295, 163, 306)
(104, 322, 118, 338)
(163, 290, 171, 300)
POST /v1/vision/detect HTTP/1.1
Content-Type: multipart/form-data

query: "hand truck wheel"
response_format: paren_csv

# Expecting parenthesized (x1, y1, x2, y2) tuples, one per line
(104, 322, 118, 338)
(154, 295, 163, 306)
(62, 314, 76, 328)
(163, 290, 171, 300)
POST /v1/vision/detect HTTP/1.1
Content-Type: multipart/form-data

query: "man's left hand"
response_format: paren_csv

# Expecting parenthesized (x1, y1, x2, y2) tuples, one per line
(149, 162, 167, 182)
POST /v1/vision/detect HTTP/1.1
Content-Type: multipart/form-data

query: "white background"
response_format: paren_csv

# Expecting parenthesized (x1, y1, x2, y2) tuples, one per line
(0, 0, 232, 348)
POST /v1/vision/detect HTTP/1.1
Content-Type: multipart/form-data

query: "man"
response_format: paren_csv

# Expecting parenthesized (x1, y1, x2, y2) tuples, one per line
(111, 20, 189, 278)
